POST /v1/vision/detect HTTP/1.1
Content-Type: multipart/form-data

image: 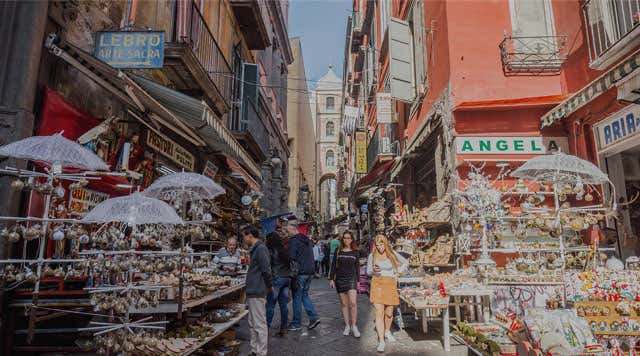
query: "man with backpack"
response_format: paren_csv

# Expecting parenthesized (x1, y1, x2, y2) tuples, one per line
(286, 220, 320, 331)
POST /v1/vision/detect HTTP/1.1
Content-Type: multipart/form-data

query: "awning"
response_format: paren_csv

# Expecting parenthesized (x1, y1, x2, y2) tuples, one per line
(46, 40, 261, 179)
(129, 75, 261, 179)
(226, 158, 260, 192)
(541, 49, 640, 128)
(354, 159, 396, 195)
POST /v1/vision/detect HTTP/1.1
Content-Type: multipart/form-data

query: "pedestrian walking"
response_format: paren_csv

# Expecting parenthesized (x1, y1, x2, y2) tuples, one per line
(286, 220, 320, 331)
(329, 234, 340, 268)
(322, 241, 330, 277)
(243, 227, 273, 356)
(367, 234, 408, 353)
(328, 230, 361, 338)
(313, 239, 324, 277)
(265, 232, 291, 337)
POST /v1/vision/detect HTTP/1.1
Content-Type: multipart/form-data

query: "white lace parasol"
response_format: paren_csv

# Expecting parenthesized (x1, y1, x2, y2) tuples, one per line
(143, 172, 225, 202)
(511, 152, 609, 184)
(0, 132, 109, 171)
(82, 192, 183, 225)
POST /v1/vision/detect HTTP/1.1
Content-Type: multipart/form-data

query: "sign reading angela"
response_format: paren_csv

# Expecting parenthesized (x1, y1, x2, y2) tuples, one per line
(594, 105, 640, 152)
(455, 136, 569, 154)
(94, 31, 164, 68)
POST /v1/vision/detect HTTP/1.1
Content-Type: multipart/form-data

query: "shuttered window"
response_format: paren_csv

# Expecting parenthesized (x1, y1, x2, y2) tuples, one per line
(388, 17, 414, 102)
(410, 0, 427, 95)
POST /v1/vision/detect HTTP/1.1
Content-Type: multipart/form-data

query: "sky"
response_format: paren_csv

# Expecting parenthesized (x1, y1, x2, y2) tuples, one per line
(288, 0, 350, 88)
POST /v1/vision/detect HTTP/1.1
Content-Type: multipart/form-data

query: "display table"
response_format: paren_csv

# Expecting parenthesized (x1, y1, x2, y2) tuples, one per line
(448, 288, 493, 323)
(399, 294, 451, 351)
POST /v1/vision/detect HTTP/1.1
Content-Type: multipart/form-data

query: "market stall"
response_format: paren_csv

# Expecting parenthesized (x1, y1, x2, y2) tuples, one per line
(0, 134, 248, 355)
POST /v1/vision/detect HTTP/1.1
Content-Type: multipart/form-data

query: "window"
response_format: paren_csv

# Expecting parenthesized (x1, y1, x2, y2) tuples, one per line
(326, 150, 335, 167)
(409, 0, 427, 96)
(326, 96, 335, 110)
(326, 121, 335, 136)
(508, 0, 556, 57)
(379, 0, 390, 38)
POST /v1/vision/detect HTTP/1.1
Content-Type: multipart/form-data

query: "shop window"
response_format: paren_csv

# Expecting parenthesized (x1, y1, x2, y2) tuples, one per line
(326, 150, 335, 167)
(326, 96, 335, 110)
(326, 121, 335, 136)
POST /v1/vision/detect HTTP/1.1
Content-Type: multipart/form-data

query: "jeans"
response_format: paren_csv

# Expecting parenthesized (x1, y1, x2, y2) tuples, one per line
(291, 274, 318, 327)
(266, 277, 290, 329)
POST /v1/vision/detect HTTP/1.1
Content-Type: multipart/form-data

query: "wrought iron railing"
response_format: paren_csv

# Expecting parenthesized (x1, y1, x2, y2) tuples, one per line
(499, 35, 567, 75)
(230, 98, 270, 157)
(583, 0, 640, 65)
(179, 1, 233, 107)
(366, 123, 397, 171)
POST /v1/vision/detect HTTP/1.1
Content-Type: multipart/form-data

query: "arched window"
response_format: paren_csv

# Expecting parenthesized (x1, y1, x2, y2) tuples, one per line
(326, 150, 335, 167)
(325, 121, 335, 136)
(326, 96, 335, 110)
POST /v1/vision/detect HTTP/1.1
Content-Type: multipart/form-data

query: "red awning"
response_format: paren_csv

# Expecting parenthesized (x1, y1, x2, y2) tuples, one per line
(354, 159, 396, 195)
(226, 158, 260, 192)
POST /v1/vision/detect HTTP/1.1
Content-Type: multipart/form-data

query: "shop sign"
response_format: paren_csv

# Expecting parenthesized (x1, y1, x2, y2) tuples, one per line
(455, 136, 569, 155)
(69, 188, 109, 213)
(94, 31, 164, 69)
(146, 131, 195, 171)
(202, 161, 219, 179)
(355, 131, 367, 174)
(594, 105, 640, 152)
(376, 93, 393, 124)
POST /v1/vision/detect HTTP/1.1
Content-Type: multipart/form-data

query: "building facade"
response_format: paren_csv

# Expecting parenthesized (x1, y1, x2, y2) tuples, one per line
(0, 0, 292, 223)
(287, 37, 317, 220)
(312, 66, 343, 221)
(341, 0, 580, 239)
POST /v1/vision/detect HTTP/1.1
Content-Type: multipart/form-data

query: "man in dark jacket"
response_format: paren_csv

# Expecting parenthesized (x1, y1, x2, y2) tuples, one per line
(286, 221, 320, 331)
(243, 227, 272, 356)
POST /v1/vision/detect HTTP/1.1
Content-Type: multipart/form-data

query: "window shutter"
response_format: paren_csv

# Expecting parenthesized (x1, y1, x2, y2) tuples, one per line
(388, 17, 414, 102)
(413, 1, 427, 90)
(241, 63, 259, 106)
(241, 62, 258, 128)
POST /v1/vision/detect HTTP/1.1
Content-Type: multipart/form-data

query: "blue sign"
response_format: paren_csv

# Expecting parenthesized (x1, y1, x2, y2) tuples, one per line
(94, 31, 164, 69)
(596, 105, 640, 151)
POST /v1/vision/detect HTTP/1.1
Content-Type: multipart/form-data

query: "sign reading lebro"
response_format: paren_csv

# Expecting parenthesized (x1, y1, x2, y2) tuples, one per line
(355, 131, 367, 174)
(455, 136, 569, 155)
(94, 31, 164, 68)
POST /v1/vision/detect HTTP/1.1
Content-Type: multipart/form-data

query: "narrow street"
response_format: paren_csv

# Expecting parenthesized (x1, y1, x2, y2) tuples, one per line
(238, 278, 468, 356)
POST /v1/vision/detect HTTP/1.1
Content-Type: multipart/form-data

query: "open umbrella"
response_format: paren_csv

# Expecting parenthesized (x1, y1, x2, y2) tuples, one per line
(143, 171, 225, 201)
(511, 152, 609, 184)
(82, 192, 183, 225)
(0, 132, 109, 171)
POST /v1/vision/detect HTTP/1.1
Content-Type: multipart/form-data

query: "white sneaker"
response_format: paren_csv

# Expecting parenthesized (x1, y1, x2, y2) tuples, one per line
(385, 330, 396, 342)
(351, 325, 360, 338)
(377, 341, 385, 353)
(342, 325, 350, 336)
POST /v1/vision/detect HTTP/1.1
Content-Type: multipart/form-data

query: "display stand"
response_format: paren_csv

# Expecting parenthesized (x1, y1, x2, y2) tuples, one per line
(399, 293, 451, 351)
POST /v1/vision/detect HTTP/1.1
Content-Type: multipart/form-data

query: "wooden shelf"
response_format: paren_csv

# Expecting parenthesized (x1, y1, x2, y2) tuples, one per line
(182, 310, 249, 356)
(130, 283, 245, 314)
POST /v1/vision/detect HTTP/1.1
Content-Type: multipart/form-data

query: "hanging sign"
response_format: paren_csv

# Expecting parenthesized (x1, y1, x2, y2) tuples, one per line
(376, 93, 393, 124)
(355, 131, 368, 174)
(594, 104, 640, 153)
(146, 130, 195, 171)
(202, 161, 219, 179)
(455, 136, 569, 155)
(94, 31, 165, 68)
(68, 188, 109, 213)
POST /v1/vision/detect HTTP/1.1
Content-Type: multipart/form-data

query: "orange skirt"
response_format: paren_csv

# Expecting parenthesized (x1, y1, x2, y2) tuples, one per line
(369, 276, 399, 306)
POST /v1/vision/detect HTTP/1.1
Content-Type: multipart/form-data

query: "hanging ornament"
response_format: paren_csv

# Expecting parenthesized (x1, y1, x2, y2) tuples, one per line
(52, 228, 65, 241)
(11, 179, 24, 191)
(54, 185, 65, 198)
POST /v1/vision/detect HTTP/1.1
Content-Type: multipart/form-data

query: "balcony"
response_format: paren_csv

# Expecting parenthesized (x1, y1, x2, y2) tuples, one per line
(163, 1, 233, 115)
(499, 35, 568, 75)
(366, 123, 397, 171)
(583, 0, 640, 70)
(230, 98, 270, 162)
(229, 0, 270, 49)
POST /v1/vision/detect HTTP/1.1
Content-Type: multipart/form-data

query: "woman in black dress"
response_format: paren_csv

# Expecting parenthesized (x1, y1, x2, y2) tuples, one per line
(328, 230, 361, 338)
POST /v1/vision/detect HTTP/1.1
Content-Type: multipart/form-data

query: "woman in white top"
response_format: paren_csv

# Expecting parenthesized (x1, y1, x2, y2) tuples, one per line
(367, 234, 408, 353)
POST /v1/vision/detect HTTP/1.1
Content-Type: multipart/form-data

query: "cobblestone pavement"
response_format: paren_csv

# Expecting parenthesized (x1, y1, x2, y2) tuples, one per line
(237, 278, 468, 356)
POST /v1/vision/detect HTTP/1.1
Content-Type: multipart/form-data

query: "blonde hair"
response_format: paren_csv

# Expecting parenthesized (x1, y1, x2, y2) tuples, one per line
(372, 234, 398, 270)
